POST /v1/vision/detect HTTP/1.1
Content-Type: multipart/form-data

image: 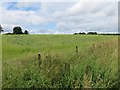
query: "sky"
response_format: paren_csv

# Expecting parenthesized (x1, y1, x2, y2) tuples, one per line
(0, 0, 118, 34)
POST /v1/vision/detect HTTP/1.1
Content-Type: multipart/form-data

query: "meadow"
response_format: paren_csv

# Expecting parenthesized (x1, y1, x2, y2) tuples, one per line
(2, 34, 119, 88)
(0, 35, 2, 89)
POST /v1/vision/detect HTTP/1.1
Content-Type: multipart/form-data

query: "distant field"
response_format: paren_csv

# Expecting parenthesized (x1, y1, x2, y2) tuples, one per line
(2, 35, 119, 88)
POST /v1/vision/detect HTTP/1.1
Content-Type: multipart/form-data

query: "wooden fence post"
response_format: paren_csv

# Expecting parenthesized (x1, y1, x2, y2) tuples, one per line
(38, 53, 41, 66)
(76, 46, 78, 55)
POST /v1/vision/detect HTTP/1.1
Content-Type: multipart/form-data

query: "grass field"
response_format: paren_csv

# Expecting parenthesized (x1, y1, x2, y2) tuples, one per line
(0, 35, 2, 89)
(2, 34, 119, 88)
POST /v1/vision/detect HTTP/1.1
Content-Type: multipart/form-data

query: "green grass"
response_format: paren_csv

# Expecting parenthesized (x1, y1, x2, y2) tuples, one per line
(0, 35, 2, 89)
(2, 34, 119, 88)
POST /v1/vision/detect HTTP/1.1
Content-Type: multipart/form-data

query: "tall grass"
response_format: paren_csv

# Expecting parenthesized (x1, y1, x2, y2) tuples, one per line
(0, 35, 2, 89)
(2, 35, 119, 88)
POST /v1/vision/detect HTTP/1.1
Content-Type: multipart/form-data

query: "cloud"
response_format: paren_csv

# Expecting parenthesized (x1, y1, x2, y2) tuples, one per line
(2, 7, 47, 25)
(55, 2, 118, 33)
(66, 2, 83, 16)
(25, 12, 47, 25)
(2, 24, 20, 33)
(0, 7, 2, 23)
(1, 1, 118, 34)
(65, 2, 117, 16)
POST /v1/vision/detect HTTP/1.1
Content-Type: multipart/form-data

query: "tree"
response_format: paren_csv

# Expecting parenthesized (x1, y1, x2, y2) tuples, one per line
(87, 32, 97, 35)
(13, 26, 23, 34)
(0, 25, 3, 33)
(73, 33, 78, 35)
(24, 30, 29, 34)
(79, 32, 86, 35)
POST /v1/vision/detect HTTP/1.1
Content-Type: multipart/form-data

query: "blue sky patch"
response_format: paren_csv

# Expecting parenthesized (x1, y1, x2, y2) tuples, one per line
(4, 2, 41, 11)
(43, 22, 57, 30)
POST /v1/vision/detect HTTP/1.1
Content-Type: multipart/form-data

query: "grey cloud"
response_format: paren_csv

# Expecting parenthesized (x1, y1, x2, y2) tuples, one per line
(55, 2, 118, 34)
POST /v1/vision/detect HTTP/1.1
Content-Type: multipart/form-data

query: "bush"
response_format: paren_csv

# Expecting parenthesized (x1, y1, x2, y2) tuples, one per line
(24, 30, 29, 34)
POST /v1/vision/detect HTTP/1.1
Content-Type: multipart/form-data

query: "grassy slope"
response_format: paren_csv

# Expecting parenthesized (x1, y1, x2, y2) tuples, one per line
(2, 35, 119, 88)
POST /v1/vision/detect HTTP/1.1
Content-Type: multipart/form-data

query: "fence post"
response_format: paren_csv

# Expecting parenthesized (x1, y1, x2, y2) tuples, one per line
(38, 53, 41, 66)
(76, 46, 78, 55)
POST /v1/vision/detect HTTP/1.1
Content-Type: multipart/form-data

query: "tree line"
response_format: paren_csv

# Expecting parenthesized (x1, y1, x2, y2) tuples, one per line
(73, 32, 120, 35)
(0, 25, 29, 35)
(73, 32, 98, 35)
(0, 25, 3, 33)
(1, 24, 120, 35)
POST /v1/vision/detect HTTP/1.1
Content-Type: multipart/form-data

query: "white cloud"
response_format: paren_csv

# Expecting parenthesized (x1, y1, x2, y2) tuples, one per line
(2, 24, 20, 32)
(66, 2, 83, 16)
(25, 12, 47, 25)
(1, 1, 118, 34)
(2, 8, 47, 25)
(54, 2, 118, 33)
(65, 2, 117, 16)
